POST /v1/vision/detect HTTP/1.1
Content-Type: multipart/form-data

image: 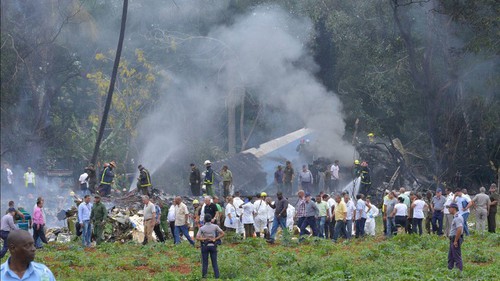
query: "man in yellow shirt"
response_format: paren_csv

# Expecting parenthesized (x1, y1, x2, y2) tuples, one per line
(333, 195, 347, 242)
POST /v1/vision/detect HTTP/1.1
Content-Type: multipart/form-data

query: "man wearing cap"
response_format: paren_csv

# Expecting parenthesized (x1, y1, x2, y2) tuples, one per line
(90, 194, 107, 245)
(203, 160, 215, 196)
(137, 165, 152, 196)
(472, 187, 491, 233)
(431, 188, 446, 235)
(487, 183, 498, 233)
(98, 162, 115, 197)
(253, 193, 268, 238)
(447, 202, 464, 272)
(189, 163, 201, 196)
(0, 208, 19, 258)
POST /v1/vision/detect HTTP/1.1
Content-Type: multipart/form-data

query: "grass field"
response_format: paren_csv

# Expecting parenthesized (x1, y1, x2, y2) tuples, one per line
(1, 220, 499, 280)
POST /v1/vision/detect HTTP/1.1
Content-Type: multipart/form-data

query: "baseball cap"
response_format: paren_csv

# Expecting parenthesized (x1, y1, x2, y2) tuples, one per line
(447, 203, 458, 209)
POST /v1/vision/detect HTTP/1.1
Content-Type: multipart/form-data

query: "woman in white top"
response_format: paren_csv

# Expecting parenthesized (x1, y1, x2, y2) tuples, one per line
(411, 194, 428, 235)
(224, 197, 238, 231)
(239, 196, 255, 238)
(391, 196, 408, 232)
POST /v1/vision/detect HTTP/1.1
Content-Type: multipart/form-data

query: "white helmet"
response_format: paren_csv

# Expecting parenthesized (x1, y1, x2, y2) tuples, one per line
(204, 160, 211, 165)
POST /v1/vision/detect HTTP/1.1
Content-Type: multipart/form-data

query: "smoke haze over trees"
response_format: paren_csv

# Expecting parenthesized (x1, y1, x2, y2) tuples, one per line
(1, 0, 498, 192)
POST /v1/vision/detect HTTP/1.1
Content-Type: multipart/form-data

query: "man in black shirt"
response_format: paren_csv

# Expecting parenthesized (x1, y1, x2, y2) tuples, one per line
(190, 163, 201, 196)
(267, 192, 289, 244)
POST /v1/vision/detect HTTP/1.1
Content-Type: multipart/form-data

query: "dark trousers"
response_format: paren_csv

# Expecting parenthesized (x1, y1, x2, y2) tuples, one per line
(0, 230, 9, 258)
(244, 224, 255, 238)
(33, 223, 48, 246)
(425, 215, 432, 234)
(333, 220, 347, 242)
(432, 211, 444, 235)
(382, 212, 387, 235)
(406, 217, 413, 234)
(169, 221, 176, 239)
(301, 182, 312, 194)
(283, 182, 292, 196)
(395, 216, 407, 232)
(99, 184, 111, 196)
(190, 184, 200, 196)
(355, 218, 366, 237)
(297, 217, 309, 235)
(412, 218, 423, 235)
(324, 218, 335, 239)
(201, 245, 219, 278)
(487, 212, 496, 233)
(300, 216, 317, 238)
(153, 224, 165, 242)
(448, 237, 463, 271)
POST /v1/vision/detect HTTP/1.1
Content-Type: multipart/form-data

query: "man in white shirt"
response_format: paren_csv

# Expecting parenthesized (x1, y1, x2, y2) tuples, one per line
(173, 196, 195, 245)
(167, 203, 176, 240)
(3, 164, 13, 186)
(232, 191, 245, 234)
(330, 160, 340, 192)
(24, 167, 36, 188)
(77, 195, 92, 247)
(323, 194, 336, 239)
(79, 170, 90, 196)
(344, 193, 355, 239)
(253, 193, 268, 238)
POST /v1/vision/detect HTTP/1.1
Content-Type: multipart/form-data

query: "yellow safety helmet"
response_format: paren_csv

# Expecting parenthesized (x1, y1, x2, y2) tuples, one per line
(261, 192, 267, 197)
(69, 191, 75, 196)
(193, 199, 199, 204)
(367, 133, 374, 137)
(354, 160, 360, 165)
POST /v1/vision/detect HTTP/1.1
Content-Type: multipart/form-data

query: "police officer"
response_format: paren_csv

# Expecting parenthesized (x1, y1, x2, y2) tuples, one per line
(447, 202, 463, 272)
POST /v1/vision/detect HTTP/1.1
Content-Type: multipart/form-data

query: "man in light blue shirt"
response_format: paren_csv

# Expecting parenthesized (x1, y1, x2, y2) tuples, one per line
(454, 189, 472, 236)
(78, 195, 93, 247)
(1, 229, 56, 281)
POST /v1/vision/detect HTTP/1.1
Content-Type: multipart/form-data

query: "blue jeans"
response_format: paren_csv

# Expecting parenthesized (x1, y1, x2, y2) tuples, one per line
(333, 220, 347, 242)
(174, 225, 195, 245)
(316, 217, 326, 238)
(345, 220, 353, 239)
(297, 217, 309, 235)
(270, 216, 287, 241)
(461, 213, 470, 236)
(82, 220, 92, 247)
(201, 245, 219, 278)
(386, 217, 396, 237)
(431, 210, 444, 235)
(355, 218, 366, 237)
(300, 216, 317, 238)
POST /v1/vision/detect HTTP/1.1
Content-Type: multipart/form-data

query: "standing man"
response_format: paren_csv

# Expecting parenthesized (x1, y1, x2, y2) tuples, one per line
(295, 190, 308, 236)
(299, 193, 318, 239)
(323, 194, 335, 239)
(137, 165, 152, 196)
(240, 196, 255, 238)
(142, 196, 156, 245)
(266, 192, 289, 244)
(189, 163, 201, 196)
(454, 189, 472, 236)
(274, 166, 284, 193)
(424, 191, 433, 234)
(220, 165, 233, 198)
(32, 199, 48, 249)
(90, 194, 107, 245)
(0, 230, 56, 281)
(333, 195, 347, 242)
(152, 200, 165, 243)
(315, 195, 329, 238)
(99, 162, 115, 197)
(298, 165, 313, 194)
(447, 203, 464, 272)
(173, 196, 195, 245)
(78, 169, 90, 197)
(158, 201, 170, 239)
(384, 191, 398, 237)
(167, 202, 176, 240)
(203, 160, 215, 197)
(431, 188, 446, 236)
(85, 164, 97, 194)
(487, 183, 498, 233)
(359, 161, 371, 195)
(253, 193, 268, 238)
(3, 163, 13, 188)
(331, 160, 340, 192)
(283, 161, 294, 196)
(472, 187, 490, 233)
(355, 194, 369, 238)
(0, 208, 19, 258)
(344, 193, 356, 239)
(78, 195, 92, 247)
(23, 167, 36, 189)
(382, 190, 390, 235)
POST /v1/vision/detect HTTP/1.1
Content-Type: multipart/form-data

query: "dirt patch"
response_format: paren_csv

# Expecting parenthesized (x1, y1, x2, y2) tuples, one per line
(169, 264, 191, 275)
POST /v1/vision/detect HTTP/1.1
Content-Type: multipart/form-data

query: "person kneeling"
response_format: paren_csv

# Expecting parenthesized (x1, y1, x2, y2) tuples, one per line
(196, 214, 225, 279)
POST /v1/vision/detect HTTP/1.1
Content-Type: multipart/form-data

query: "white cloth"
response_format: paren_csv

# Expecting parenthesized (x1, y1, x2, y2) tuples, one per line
(330, 164, 339, 179)
(167, 205, 176, 222)
(224, 204, 238, 229)
(346, 200, 355, 220)
(241, 202, 255, 224)
(6, 168, 13, 184)
(412, 199, 426, 219)
(394, 203, 408, 216)
(444, 193, 454, 215)
(79, 173, 89, 186)
(366, 204, 379, 222)
(327, 198, 336, 217)
(286, 204, 295, 231)
(233, 197, 244, 233)
(253, 199, 268, 232)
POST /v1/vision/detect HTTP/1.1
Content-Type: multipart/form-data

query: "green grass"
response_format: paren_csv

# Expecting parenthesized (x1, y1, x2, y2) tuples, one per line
(1, 219, 499, 280)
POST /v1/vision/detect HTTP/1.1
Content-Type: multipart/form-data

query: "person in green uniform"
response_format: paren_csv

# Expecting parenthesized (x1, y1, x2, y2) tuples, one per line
(90, 194, 107, 245)
(158, 201, 170, 239)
